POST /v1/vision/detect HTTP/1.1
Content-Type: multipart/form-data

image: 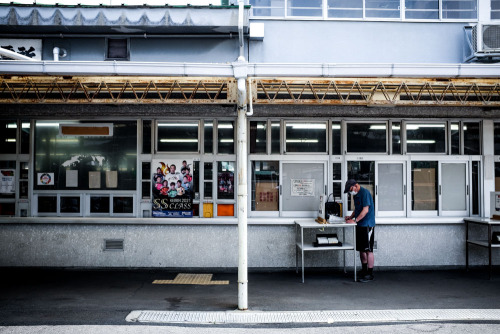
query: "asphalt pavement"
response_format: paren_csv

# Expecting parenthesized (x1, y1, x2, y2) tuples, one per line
(1, 267, 500, 328)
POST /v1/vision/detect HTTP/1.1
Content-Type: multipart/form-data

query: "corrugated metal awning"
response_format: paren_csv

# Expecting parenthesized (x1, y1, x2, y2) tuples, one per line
(0, 4, 249, 35)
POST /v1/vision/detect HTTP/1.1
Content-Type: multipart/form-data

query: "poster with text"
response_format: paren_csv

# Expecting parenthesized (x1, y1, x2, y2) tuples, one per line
(152, 159, 194, 218)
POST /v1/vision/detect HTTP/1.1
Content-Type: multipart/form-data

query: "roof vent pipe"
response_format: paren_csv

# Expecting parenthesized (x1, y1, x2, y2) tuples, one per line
(53, 47, 67, 61)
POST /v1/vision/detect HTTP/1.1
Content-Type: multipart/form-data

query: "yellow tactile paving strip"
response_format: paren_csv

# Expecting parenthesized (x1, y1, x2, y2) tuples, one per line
(153, 273, 229, 285)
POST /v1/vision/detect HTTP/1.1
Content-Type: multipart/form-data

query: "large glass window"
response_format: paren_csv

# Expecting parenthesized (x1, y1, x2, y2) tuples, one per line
(366, 0, 401, 18)
(496, 162, 500, 192)
(0, 120, 17, 154)
(493, 0, 500, 19)
(451, 122, 460, 155)
(250, 121, 267, 154)
(442, 0, 477, 19)
(332, 122, 341, 155)
(411, 161, 437, 211)
(252, 161, 279, 211)
(204, 121, 214, 154)
(494, 123, 500, 155)
(405, 0, 439, 19)
(287, 0, 322, 16)
(328, 0, 363, 18)
(218, 121, 235, 154)
(35, 121, 137, 190)
(392, 122, 401, 154)
(463, 122, 480, 155)
(271, 121, 281, 154)
(285, 122, 327, 153)
(347, 161, 375, 211)
(406, 123, 446, 153)
(157, 121, 198, 152)
(251, 0, 285, 17)
(346, 123, 387, 153)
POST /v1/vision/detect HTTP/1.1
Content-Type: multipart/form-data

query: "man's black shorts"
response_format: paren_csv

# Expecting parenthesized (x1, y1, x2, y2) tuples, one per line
(356, 226, 375, 252)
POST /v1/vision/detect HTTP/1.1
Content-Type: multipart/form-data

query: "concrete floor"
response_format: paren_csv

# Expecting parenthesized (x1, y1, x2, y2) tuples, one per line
(1, 268, 500, 326)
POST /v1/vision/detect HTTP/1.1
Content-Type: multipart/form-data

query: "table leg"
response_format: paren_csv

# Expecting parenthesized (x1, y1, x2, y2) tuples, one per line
(489, 224, 492, 280)
(301, 226, 305, 283)
(465, 220, 469, 271)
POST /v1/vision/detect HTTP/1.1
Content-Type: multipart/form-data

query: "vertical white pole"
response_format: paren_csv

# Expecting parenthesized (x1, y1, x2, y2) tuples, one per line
(237, 77, 248, 310)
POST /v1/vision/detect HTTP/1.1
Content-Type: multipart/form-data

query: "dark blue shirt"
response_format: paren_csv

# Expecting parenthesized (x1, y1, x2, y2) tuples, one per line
(354, 186, 375, 227)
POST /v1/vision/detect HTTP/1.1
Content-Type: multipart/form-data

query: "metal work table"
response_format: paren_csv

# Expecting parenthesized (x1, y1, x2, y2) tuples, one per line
(295, 218, 357, 283)
(465, 217, 500, 279)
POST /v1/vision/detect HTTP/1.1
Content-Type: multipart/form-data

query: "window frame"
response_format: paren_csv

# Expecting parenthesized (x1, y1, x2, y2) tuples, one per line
(105, 38, 130, 61)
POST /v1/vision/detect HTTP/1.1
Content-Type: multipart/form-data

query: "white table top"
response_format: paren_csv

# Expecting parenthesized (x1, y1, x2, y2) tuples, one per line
(464, 217, 500, 225)
(294, 218, 355, 228)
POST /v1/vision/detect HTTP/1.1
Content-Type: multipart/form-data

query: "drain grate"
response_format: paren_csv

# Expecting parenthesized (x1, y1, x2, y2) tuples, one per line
(153, 273, 229, 285)
(126, 309, 500, 324)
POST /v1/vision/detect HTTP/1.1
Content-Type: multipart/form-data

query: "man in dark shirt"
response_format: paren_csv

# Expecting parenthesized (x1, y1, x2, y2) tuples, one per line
(344, 179, 376, 282)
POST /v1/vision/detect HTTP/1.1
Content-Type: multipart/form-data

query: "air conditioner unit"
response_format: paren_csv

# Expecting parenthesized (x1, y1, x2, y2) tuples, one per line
(472, 24, 500, 53)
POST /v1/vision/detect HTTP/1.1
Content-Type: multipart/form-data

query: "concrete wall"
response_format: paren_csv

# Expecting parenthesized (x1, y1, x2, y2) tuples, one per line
(42, 21, 467, 64)
(0, 222, 494, 269)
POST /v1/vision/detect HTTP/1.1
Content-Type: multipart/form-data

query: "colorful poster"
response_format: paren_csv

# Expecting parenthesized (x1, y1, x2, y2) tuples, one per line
(37, 172, 54, 186)
(152, 159, 194, 218)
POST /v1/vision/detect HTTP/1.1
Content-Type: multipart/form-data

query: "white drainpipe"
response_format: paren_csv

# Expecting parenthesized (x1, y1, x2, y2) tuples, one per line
(236, 0, 248, 311)
(0, 47, 36, 61)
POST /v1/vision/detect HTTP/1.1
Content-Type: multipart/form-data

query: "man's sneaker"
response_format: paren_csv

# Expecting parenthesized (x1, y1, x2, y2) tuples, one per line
(358, 274, 374, 283)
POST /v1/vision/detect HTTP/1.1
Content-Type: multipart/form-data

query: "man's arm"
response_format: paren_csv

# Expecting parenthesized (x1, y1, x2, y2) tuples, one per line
(346, 206, 368, 224)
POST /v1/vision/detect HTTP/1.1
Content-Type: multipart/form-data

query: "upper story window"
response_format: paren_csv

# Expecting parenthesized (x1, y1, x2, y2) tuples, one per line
(493, 0, 500, 19)
(250, 0, 478, 20)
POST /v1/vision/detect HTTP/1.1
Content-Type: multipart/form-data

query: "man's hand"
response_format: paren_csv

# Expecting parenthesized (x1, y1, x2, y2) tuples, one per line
(346, 219, 356, 224)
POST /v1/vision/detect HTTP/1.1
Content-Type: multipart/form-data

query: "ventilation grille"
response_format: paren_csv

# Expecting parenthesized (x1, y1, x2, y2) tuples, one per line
(104, 239, 124, 251)
(483, 25, 500, 51)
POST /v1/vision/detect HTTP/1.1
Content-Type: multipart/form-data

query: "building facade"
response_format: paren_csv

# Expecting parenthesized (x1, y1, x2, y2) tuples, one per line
(1, 0, 500, 270)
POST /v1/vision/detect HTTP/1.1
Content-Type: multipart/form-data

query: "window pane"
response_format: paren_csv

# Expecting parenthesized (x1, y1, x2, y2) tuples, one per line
(38, 196, 57, 213)
(250, 0, 285, 17)
(250, 121, 267, 154)
(20, 121, 30, 154)
(442, 0, 477, 19)
(217, 204, 234, 216)
(472, 161, 479, 215)
(204, 121, 213, 154)
(142, 120, 151, 154)
(411, 161, 437, 211)
(332, 163, 342, 180)
(252, 161, 279, 211)
(285, 122, 327, 153)
(204, 182, 213, 199)
(218, 161, 235, 200)
(347, 123, 387, 153)
(496, 162, 500, 192)
(347, 161, 375, 211)
(113, 196, 133, 214)
(405, 0, 439, 19)
(378, 163, 404, 211)
(218, 121, 234, 154)
(442, 163, 466, 211)
(0, 121, 17, 154)
(142, 162, 151, 180)
(0, 167, 15, 199)
(0, 203, 15, 216)
(495, 123, 500, 155)
(19, 181, 28, 199)
(142, 182, 151, 199)
(35, 121, 137, 190)
(463, 122, 480, 155)
(332, 122, 341, 155)
(392, 122, 401, 154)
(90, 196, 110, 213)
(451, 122, 460, 155)
(193, 161, 200, 195)
(271, 121, 281, 154)
(157, 122, 198, 152)
(328, 0, 363, 18)
(493, 0, 500, 19)
(366, 0, 401, 18)
(287, 0, 322, 16)
(406, 123, 446, 153)
(60, 196, 80, 213)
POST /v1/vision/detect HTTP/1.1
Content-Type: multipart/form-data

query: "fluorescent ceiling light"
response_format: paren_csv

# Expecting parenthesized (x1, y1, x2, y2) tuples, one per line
(36, 123, 60, 127)
(5, 138, 16, 142)
(407, 140, 436, 144)
(22, 123, 30, 128)
(218, 124, 234, 129)
(287, 123, 326, 129)
(286, 139, 319, 143)
(160, 139, 198, 143)
(158, 123, 197, 127)
(271, 123, 280, 127)
(331, 124, 341, 130)
(407, 124, 445, 130)
(220, 139, 234, 143)
(7, 123, 17, 129)
(369, 125, 387, 130)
